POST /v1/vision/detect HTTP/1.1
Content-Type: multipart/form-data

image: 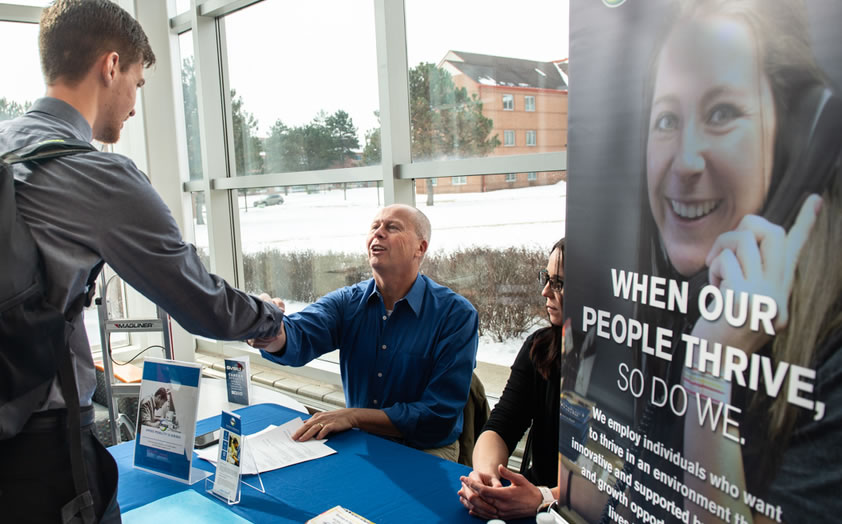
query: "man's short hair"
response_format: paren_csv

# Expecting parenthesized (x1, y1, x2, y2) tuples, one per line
(411, 207, 431, 245)
(40, 0, 156, 86)
(154, 387, 168, 401)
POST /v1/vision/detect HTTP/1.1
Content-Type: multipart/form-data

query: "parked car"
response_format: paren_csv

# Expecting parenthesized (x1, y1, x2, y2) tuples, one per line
(254, 194, 284, 207)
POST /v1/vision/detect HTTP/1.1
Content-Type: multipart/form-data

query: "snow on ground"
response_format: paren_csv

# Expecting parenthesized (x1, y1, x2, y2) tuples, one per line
(192, 181, 566, 365)
(194, 181, 566, 256)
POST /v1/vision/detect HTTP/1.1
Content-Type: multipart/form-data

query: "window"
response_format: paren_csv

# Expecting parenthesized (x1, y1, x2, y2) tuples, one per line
(0, 21, 43, 122)
(420, 172, 567, 374)
(430, 178, 437, 186)
(526, 130, 537, 146)
(405, 0, 568, 163)
(189, 192, 211, 272)
(221, 1, 379, 175)
(528, 172, 538, 181)
(525, 95, 536, 112)
(502, 94, 514, 111)
(504, 130, 515, 146)
(505, 173, 517, 182)
(239, 182, 383, 332)
(168, 0, 569, 397)
(175, 0, 190, 15)
(178, 32, 203, 181)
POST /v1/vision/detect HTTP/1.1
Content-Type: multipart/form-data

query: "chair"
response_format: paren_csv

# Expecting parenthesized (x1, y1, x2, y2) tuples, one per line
(457, 372, 490, 467)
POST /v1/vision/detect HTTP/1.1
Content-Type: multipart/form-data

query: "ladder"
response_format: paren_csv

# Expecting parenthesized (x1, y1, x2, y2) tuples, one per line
(96, 272, 173, 445)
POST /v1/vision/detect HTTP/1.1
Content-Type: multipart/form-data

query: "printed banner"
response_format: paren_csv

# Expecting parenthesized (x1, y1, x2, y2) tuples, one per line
(562, 1, 842, 523)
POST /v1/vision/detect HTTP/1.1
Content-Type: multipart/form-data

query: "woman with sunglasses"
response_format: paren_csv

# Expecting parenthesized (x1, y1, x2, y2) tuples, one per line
(457, 238, 565, 520)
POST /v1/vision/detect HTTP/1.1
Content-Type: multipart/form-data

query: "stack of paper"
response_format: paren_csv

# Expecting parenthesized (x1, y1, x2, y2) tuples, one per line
(196, 417, 336, 475)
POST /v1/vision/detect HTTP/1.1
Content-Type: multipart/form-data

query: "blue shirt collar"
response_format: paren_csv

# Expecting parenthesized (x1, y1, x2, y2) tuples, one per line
(28, 97, 94, 142)
(364, 274, 426, 316)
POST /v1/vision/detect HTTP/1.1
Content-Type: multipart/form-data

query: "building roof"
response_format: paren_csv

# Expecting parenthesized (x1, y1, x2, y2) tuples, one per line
(439, 51, 567, 91)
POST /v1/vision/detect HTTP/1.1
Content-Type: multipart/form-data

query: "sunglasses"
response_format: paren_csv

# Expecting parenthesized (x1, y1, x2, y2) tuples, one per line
(538, 269, 564, 292)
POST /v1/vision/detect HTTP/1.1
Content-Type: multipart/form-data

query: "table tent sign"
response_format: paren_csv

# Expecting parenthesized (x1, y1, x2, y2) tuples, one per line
(133, 358, 209, 485)
(224, 356, 251, 405)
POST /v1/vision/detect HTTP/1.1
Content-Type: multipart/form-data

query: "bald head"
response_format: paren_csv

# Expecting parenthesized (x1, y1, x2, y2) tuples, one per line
(384, 204, 431, 244)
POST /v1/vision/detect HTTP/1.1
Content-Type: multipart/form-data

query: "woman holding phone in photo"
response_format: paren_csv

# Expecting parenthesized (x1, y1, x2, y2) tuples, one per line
(561, 1, 840, 522)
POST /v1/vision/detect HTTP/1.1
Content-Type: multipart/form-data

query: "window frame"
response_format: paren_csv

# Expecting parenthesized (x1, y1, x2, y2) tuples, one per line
(525, 95, 536, 112)
(502, 93, 514, 111)
(504, 129, 516, 147)
(526, 129, 537, 146)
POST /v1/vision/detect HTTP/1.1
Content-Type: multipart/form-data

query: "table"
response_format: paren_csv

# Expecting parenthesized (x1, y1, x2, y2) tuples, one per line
(110, 403, 534, 523)
(196, 377, 307, 419)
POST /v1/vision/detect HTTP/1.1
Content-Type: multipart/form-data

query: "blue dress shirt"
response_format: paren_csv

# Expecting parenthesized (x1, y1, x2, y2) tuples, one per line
(261, 274, 479, 449)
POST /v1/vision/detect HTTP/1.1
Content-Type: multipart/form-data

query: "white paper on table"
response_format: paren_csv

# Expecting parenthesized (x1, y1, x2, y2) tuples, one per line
(196, 417, 335, 475)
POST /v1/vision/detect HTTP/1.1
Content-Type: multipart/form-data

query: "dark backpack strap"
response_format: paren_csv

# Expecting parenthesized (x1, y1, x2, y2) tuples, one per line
(3, 138, 103, 320)
(56, 323, 96, 524)
(4, 138, 99, 523)
(0, 138, 96, 166)
(66, 260, 105, 322)
(60, 262, 104, 523)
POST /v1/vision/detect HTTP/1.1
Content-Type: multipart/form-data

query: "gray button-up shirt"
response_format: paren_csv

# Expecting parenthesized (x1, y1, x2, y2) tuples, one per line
(1, 97, 282, 410)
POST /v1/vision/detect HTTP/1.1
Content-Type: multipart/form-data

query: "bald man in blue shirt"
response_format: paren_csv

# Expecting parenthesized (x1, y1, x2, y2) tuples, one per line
(253, 204, 479, 460)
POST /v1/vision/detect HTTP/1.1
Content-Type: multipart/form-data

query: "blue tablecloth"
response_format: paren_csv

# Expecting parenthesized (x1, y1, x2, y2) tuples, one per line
(110, 403, 528, 523)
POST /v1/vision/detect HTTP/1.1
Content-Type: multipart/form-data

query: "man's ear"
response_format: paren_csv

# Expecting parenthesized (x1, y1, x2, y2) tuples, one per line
(100, 51, 120, 86)
(417, 239, 428, 259)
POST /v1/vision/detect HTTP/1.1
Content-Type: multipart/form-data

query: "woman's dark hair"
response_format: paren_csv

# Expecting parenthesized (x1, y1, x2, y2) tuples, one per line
(530, 238, 565, 379)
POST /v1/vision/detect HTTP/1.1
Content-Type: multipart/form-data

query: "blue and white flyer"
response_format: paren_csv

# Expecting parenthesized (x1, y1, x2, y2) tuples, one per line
(212, 411, 243, 502)
(133, 357, 206, 484)
(224, 356, 251, 405)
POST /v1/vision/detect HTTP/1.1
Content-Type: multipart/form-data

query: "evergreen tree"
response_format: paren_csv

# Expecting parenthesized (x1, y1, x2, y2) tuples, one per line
(325, 109, 360, 165)
(180, 57, 202, 182)
(0, 97, 31, 122)
(263, 110, 359, 173)
(362, 62, 500, 204)
(361, 112, 381, 166)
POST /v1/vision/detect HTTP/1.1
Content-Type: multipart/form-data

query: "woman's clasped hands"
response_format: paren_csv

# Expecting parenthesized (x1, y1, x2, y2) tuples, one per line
(458, 464, 544, 520)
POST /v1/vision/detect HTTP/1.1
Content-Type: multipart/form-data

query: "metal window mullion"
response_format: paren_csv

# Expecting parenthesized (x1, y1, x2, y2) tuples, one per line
(216, 16, 246, 288)
(398, 151, 567, 180)
(374, 0, 414, 206)
(190, 3, 238, 285)
(0, 4, 41, 23)
(132, 0, 197, 362)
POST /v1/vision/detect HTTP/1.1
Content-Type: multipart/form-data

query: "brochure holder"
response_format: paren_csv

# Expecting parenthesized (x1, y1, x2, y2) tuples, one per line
(206, 411, 264, 505)
(204, 460, 265, 505)
(133, 358, 210, 485)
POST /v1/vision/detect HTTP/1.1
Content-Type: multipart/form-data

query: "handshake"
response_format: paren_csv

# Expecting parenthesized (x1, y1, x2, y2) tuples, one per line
(247, 293, 287, 354)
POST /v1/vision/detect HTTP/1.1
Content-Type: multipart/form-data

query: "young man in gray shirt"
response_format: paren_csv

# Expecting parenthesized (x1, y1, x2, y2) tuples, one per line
(0, 2, 283, 522)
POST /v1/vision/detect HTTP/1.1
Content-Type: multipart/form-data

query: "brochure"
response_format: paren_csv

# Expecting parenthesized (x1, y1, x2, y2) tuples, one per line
(133, 357, 208, 484)
(224, 356, 251, 405)
(211, 411, 242, 503)
(306, 505, 375, 524)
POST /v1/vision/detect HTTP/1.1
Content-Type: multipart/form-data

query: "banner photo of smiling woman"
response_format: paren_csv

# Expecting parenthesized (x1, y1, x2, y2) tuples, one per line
(558, 1, 842, 523)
